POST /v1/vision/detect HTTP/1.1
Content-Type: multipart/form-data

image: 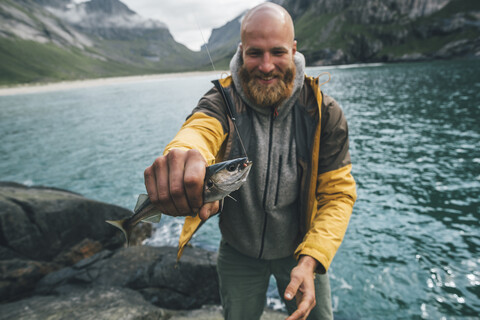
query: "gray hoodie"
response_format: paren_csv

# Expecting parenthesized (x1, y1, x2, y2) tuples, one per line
(218, 47, 307, 259)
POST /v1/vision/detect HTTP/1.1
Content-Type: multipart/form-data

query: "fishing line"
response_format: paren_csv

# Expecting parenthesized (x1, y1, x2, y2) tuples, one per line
(318, 71, 331, 87)
(193, 14, 249, 160)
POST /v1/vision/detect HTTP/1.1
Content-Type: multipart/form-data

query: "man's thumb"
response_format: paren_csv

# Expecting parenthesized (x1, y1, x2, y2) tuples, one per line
(284, 276, 301, 301)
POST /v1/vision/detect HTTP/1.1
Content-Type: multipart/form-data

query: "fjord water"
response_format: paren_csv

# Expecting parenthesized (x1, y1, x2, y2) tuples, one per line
(1, 59, 479, 319)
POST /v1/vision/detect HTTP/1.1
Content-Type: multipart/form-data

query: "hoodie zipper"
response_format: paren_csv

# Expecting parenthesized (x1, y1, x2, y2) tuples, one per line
(258, 111, 275, 259)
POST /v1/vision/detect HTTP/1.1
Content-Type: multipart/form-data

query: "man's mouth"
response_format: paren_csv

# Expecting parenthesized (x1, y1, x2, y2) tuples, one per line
(256, 74, 278, 84)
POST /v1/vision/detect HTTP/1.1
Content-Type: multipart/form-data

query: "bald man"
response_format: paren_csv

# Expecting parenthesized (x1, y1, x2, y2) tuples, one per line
(144, 3, 356, 320)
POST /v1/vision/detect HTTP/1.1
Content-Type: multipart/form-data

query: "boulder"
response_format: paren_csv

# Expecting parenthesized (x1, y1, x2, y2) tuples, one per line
(0, 182, 151, 301)
(0, 289, 286, 320)
(36, 246, 220, 310)
(0, 182, 129, 261)
(0, 286, 170, 320)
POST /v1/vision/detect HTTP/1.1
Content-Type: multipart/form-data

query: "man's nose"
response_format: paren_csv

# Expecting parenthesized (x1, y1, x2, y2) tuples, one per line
(258, 53, 274, 74)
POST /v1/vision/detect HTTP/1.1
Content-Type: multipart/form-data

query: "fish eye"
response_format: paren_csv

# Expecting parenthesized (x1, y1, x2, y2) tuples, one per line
(206, 180, 214, 188)
(227, 164, 237, 172)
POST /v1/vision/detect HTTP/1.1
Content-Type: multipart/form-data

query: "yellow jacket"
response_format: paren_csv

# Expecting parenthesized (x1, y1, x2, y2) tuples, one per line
(165, 75, 356, 273)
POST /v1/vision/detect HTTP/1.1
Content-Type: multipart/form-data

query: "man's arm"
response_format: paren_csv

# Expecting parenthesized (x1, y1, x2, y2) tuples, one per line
(144, 87, 229, 218)
(295, 95, 357, 272)
(285, 96, 357, 319)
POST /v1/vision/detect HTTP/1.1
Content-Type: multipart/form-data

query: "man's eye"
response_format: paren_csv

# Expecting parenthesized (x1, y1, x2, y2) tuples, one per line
(272, 50, 286, 56)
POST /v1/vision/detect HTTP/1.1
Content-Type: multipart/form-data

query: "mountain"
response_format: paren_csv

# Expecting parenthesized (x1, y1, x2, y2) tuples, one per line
(0, 0, 478, 85)
(200, 12, 244, 70)
(280, 0, 480, 65)
(205, 0, 480, 66)
(0, 0, 201, 85)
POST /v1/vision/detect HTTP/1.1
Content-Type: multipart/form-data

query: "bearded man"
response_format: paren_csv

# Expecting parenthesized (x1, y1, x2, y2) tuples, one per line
(144, 3, 356, 320)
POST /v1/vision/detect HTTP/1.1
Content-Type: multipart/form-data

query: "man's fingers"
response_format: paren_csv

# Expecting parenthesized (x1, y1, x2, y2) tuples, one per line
(284, 273, 301, 301)
(184, 150, 207, 211)
(144, 165, 158, 203)
(285, 293, 316, 320)
(198, 201, 220, 221)
(285, 262, 317, 320)
(151, 156, 178, 215)
(145, 149, 209, 217)
(144, 156, 174, 214)
(166, 150, 192, 215)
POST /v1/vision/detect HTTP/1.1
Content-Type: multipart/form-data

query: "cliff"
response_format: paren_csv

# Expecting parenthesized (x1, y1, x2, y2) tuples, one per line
(276, 0, 480, 65)
(207, 0, 480, 68)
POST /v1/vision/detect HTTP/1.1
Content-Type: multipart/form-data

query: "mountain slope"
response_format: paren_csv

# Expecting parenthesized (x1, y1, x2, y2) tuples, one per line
(0, 0, 201, 85)
(205, 0, 480, 66)
(199, 12, 244, 70)
(279, 0, 480, 64)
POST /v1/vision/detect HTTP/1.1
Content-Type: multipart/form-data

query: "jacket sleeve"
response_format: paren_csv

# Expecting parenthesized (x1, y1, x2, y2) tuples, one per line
(295, 95, 357, 273)
(163, 87, 228, 164)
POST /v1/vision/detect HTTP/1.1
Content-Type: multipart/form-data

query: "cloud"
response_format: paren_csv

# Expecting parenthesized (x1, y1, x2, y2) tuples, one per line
(121, 0, 265, 51)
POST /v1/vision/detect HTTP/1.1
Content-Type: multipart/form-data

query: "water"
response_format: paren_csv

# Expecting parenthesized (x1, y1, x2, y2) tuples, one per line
(1, 59, 479, 319)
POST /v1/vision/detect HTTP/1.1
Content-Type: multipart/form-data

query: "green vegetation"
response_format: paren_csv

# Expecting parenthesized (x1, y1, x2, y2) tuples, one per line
(0, 38, 159, 85)
(379, 29, 478, 57)
(292, 0, 479, 63)
(0, 36, 209, 86)
(295, 11, 340, 50)
(428, 0, 480, 19)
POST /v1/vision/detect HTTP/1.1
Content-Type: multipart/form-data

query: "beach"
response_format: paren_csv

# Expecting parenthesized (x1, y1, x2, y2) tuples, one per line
(0, 70, 226, 96)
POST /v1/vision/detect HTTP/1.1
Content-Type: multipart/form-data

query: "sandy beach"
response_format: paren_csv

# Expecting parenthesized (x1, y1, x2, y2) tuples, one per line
(0, 70, 227, 97)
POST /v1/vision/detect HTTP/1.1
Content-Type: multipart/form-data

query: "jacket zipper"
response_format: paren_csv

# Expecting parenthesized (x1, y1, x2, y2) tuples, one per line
(274, 155, 282, 206)
(258, 112, 275, 259)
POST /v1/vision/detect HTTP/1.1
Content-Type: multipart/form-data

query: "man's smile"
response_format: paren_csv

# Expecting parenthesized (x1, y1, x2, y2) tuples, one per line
(256, 75, 277, 85)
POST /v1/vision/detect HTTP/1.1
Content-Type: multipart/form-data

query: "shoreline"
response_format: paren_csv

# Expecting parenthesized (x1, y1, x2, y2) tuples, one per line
(0, 70, 227, 96)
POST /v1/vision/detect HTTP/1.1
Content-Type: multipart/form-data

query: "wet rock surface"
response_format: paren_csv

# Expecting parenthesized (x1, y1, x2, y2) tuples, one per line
(36, 246, 220, 310)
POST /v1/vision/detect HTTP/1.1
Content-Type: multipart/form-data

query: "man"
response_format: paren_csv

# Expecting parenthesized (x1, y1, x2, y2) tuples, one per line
(144, 3, 356, 320)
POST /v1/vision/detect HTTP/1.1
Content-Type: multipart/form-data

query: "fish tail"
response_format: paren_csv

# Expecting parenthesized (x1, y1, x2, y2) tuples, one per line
(106, 219, 132, 246)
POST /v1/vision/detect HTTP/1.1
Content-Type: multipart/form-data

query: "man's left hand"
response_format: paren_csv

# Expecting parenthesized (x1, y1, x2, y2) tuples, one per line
(284, 256, 319, 320)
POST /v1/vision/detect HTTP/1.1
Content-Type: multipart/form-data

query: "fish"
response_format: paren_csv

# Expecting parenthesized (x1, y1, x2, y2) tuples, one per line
(106, 157, 252, 246)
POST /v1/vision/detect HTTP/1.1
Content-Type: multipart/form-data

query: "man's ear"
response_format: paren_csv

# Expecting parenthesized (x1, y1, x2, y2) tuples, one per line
(292, 40, 297, 55)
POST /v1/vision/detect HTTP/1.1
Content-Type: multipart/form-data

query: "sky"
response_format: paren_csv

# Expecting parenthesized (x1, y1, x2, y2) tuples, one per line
(120, 0, 266, 51)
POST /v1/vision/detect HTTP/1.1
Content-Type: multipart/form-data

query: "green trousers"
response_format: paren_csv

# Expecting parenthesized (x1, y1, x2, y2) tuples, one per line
(217, 241, 333, 320)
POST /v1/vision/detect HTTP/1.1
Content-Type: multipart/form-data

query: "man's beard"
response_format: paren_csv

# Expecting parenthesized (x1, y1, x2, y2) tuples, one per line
(239, 63, 295, 108)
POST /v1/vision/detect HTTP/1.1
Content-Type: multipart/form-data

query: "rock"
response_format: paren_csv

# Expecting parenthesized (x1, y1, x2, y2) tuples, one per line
(0, 182, 152, 302)
(0, 182, 127, 261)
(168, 305, 287, 320)
(36, 246, 220, 310)
(0, 290, 286, 320)
(435, 37, 480, 59)
(0, 286, 170, 320)
(0, 259, 57, 303)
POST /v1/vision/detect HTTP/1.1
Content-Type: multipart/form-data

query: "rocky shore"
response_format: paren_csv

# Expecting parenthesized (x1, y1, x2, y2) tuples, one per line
(0, 182, 286, 319)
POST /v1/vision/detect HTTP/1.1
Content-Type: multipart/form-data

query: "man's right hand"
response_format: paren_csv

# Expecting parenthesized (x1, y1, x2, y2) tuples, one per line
(144, 149, 209, 217)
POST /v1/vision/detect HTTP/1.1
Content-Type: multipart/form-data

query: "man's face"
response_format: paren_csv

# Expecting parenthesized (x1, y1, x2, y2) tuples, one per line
(240, 16, 297, 108)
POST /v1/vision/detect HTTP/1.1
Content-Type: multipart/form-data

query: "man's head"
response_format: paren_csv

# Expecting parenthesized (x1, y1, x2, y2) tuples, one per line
(239, 3, 297, 108)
